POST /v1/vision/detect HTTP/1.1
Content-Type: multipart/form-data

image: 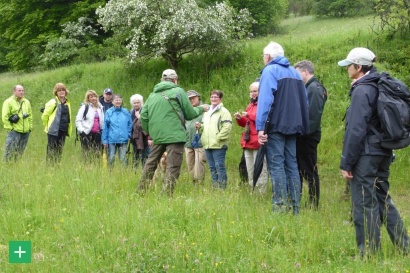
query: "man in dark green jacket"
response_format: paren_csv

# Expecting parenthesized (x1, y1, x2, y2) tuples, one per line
(2, 85, 33, 162)
(294, 60, 327, 209)
(138, 69, 208, 195)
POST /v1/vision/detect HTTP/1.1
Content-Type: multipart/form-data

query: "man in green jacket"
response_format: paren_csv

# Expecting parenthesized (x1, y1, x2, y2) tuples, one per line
(138, 69, 208, 195)
(2, 85, 33, 162)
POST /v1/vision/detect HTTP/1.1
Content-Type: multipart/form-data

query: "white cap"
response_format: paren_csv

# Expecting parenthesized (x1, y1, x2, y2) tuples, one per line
(162, 69, 178, 80)
(338, 47, 376, 66)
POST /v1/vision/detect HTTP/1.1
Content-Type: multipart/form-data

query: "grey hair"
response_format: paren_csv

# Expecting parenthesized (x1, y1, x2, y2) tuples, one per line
(263, 42, 284, 60)
(130, 94, 144, 106)
(294, 60, 314, 75)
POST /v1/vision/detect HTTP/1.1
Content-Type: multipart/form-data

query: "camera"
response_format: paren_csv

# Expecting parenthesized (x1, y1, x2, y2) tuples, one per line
(8, 114, 20, 123)
(23, 113, 29, 119)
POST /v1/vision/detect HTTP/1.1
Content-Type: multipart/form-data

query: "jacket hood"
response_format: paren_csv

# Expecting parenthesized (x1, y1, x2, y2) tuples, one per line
(268, 56, 290, 67)
(260, 56, 290, 75)
(153, 81, 178, 93)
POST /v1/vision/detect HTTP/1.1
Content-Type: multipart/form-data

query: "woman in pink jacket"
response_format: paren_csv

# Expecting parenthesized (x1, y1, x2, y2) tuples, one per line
(234, 81, 268, 194)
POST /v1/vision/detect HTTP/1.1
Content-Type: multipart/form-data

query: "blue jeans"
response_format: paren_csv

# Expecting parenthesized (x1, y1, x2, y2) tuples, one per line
(266, 133, 301, 214)
(4, 130, 30, 162)
(107, 143, 128, 167)
(205, 147, 227, 189)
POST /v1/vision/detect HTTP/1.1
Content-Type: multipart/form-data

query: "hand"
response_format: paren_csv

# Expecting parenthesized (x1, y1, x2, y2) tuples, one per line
(148, 140, 153, 147)
(135, 111, 140, 119)
(103, 144, 108, 148)
(195, 122, 201, 129)
(234, 112, 241, 119)
(202, 104, 209, 112)
(242, 111, 248, 117)
(258, 131, 267, 145)
(341, 170, 353, 180)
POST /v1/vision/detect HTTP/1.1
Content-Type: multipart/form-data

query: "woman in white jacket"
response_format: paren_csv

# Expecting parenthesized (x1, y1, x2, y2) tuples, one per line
(75, 90, 105, 161)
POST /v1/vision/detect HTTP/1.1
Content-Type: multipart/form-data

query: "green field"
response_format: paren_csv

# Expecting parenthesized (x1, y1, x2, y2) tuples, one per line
(1, 16, 410, 272)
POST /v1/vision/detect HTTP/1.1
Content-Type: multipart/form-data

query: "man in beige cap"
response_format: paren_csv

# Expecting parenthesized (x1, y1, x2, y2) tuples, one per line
(338, 47, 408, 257)
(184, 90, 207, 184)
(138, 69, 208, 195)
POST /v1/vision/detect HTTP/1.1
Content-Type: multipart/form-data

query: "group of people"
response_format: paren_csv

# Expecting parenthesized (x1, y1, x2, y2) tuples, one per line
(2, 41, 408, 258)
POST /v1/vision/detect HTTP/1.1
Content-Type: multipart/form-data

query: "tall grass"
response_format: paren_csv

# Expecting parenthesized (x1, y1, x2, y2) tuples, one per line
(1, 16, 410, 272)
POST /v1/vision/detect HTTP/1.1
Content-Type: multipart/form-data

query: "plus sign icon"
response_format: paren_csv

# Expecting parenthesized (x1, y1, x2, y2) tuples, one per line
(9, 241, 31, 263)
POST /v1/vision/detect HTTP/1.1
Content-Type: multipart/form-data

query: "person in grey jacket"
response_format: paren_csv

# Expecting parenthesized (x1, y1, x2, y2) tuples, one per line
(75, 90, 105, 161)
(294, 60, 327, 209)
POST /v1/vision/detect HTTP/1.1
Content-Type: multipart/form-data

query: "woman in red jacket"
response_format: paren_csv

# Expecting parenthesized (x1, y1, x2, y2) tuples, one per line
(234, 82, 268, 194)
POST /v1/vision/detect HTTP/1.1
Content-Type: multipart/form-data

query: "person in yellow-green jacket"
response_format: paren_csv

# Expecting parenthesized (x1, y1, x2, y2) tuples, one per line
(196, 90, 232, 189)
(41, 83, 72, 164)
(2, 85, 33, 162)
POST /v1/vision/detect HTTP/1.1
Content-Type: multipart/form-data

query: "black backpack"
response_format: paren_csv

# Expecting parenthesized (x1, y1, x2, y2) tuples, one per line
(371, 72, 410, 149)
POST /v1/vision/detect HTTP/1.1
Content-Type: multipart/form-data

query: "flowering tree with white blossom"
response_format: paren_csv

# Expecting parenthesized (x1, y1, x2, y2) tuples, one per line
(96, 0, 254, 68)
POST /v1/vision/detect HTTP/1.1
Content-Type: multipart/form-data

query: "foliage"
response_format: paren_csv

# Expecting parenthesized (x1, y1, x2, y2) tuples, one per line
(96, 0, 254, 68)
(225, 0, 288, 36)
(40, 17, 106, 69)
(0, 0, 106, 71)
(375, 0, 410, 38)
(201, 0, 287, 36)
(287, 0, 314, 16)
(312, 0, 375, 17)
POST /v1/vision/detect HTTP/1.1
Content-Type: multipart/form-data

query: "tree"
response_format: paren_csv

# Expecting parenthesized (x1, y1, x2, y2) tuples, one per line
(199, 0, 287, 36)
(96, 0, 254, 68)
(0, 0, 106, 71)
(312, 0, 375, 17)
(375, 0, 410, 38)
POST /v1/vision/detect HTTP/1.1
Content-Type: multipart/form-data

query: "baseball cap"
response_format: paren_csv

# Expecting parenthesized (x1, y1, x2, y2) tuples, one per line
(338, 47, 376, 67)
(187, 90, 200, 98)
(104, 88, 113, 94)
(162, 69, 178, 80)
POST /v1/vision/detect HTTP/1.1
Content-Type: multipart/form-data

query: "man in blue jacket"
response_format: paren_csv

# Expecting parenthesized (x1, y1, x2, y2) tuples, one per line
(256, 42, 309, 215)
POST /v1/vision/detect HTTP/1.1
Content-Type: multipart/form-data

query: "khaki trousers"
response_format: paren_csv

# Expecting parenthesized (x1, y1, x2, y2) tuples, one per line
(185, 147, 206, 183)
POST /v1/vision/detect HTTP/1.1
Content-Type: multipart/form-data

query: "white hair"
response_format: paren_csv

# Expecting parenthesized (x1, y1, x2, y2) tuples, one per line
(249, 81, 259, 90)
(263, 42, 284, 60)
(130, 94, 144, 106)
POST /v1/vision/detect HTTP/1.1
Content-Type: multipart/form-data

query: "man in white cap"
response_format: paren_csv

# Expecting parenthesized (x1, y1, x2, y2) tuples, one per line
(338, 47, 408, 257)
(138, 69, 208, 195)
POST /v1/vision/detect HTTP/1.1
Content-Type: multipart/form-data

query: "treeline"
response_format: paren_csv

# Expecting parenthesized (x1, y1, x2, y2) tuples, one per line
(0, 0, 408, 72)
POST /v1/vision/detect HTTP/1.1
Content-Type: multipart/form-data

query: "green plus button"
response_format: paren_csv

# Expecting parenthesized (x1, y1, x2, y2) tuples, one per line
(9, 241, 31, 263)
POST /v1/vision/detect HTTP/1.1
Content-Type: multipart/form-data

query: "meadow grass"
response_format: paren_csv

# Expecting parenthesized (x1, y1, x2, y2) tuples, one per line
(1, 16, 410, 272)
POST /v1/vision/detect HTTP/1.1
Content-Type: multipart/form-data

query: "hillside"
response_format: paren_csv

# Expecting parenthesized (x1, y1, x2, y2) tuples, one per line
(1, 16, 409, 272)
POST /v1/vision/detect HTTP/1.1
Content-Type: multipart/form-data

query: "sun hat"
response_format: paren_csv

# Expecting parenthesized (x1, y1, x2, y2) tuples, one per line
(338, 47, 376, 66)
(187, 90, 200, 98)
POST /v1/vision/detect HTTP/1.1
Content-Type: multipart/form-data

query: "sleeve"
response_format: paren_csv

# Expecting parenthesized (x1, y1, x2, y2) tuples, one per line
(140, 102, 149, 133)
(41, 99, 56, 128)
(101, 112, 110, 145)
(27, 100, 33, 131)
(340, 86, 376, 171)
(2, 99, 12, 131)
(127, 111, 132, 139)
(75, 105, 86, 133)
(307, 82, 326, 133)
(256, 67, 277, 131)
(217, 108, 233, 141)
(236, 116, 247, 127)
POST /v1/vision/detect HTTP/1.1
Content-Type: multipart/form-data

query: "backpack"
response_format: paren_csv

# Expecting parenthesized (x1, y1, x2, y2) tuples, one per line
(371, 72, 410, 149)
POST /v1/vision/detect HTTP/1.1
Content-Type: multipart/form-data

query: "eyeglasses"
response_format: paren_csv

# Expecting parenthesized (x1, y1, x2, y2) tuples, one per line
(210, 96, 220, 99)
